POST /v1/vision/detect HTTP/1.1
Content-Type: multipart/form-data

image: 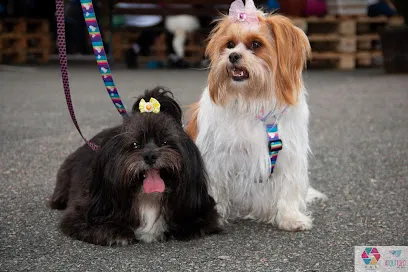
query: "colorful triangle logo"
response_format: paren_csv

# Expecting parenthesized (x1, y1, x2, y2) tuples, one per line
(370, 258, 378, 265)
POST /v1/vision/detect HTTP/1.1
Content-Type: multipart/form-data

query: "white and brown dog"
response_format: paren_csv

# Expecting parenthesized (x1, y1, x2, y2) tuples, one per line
(186, 0, 326, 231)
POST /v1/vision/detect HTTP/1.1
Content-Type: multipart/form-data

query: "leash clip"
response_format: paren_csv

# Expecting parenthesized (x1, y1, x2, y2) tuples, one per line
(269, 139, 283, 153)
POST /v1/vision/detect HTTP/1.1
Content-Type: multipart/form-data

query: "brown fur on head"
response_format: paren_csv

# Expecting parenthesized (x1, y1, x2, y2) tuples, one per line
(205, 13, 311, 106)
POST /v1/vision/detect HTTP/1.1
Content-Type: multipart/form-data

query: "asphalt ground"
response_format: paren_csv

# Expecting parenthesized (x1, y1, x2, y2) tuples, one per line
(0, 64, 407, 271)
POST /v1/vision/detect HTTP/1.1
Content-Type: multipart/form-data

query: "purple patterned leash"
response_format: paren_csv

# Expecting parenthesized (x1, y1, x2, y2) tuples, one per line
(55, 0, 127, 151)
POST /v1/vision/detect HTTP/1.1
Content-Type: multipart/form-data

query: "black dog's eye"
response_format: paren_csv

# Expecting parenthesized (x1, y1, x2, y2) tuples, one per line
(133, 142, 139, 149)
(160, 141, 167, 147)
(251, 41, 262, 49)
(227, 41, 235, 49)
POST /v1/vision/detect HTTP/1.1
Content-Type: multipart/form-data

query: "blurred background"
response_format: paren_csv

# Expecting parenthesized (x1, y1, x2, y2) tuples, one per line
(0, 0, 407, 72)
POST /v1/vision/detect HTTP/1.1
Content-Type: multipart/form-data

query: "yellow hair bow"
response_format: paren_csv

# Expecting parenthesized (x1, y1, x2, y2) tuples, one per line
(139, 98, 161, 113)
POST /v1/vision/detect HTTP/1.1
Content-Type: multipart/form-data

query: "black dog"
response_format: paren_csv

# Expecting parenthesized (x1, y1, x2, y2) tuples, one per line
(49, 87, 221, 246)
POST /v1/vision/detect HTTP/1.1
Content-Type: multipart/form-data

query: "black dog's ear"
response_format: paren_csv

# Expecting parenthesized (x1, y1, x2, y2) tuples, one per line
(166, 134, 220, 238)
(86, 136, 132, 224)
(132, 86, 183, 124)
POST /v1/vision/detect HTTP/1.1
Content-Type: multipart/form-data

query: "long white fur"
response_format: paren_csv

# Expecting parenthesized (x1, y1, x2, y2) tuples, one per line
(134, 195, 167, 242)
(195, 85, 326, 231)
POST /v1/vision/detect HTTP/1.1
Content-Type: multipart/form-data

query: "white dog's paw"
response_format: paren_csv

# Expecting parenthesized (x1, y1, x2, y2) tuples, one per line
(276, 212, 313, 232)
(217, 216, 228, 227)
(306, 187, 327, 204)
(215, 202, 230, 225)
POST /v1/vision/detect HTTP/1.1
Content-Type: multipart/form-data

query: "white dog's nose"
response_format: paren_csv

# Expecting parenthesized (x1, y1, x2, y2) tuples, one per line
(229, 52, 242, 64)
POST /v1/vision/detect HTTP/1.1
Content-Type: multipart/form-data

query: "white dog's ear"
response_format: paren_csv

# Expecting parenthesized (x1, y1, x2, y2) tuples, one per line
(264, 15, 311, 105)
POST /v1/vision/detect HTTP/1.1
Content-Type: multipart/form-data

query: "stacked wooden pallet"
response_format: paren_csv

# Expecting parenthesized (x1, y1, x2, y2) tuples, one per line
(290, 15, 404, 69)
(0, 18, 51, 64)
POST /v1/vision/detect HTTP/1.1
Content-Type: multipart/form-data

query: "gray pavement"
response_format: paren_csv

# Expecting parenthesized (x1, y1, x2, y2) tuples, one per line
(0, 65, 407, 272)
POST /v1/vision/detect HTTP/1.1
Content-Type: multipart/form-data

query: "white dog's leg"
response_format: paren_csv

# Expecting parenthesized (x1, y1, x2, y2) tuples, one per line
(273, 162, 313, 231)
(275, 186, 326, 231)
(208, 182, 230, 226)
(275, 190, 313, 231)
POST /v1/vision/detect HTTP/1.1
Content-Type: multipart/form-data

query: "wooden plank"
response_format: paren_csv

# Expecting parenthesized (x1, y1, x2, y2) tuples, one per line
(337, 37, 356, 52)
(338, 19, 356, 35)
(357, 34, 379, 41)
(305, 16, 339, 23)
(388, 16, 404, 26)
(291, 18, 308, 33)
(0, 51, 27, 64)
(356, 16, 388, 23)
(310, 52, 356, 69)
(338, 54, 355, 69)
(356, 50, 382, 57)
(26, 48, 49, 53)
(308, 34, 340, 41)
(356, 50, 383, 67)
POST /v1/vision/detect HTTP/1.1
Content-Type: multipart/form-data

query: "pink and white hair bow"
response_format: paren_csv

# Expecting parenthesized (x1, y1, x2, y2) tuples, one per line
(229, 0, 259, 26)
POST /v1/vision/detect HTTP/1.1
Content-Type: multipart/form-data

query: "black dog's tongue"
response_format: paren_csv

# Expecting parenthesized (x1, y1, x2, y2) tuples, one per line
(143, 169, 165, 194)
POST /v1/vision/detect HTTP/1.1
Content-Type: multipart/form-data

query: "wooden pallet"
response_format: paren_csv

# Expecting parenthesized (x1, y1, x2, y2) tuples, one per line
(308, 34, 357, 53)
(310, 52, 356, 69)
(356, 50, 383, 67)
(310, 50, 384, 69)
(290, 15, 358, 35)
(357, 16, 404, 35)
(290, 15, 404, 35)
(0, 18, 51, 64)
(289, 15, 404, 69)
(1, 50, 50, 64)
(0, 18, 49, 34)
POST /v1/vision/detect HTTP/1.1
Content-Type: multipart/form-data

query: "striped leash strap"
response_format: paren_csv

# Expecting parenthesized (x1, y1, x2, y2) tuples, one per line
(55, 0, 128, 151)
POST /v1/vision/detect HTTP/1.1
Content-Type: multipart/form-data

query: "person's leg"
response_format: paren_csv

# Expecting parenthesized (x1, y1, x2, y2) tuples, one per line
(125, 27, 162, 68)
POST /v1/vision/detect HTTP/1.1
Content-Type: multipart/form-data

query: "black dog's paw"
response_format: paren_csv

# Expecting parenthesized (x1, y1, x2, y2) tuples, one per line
(106, 232, 137, 247)
(84, 225, 137, 246)
(60, 216, 137, 246)
(48, 196, 67, 210)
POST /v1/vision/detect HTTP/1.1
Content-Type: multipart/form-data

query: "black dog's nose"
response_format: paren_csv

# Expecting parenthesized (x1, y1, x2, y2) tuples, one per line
(143, 152, 158, 165)
(229, 52, 242, 64)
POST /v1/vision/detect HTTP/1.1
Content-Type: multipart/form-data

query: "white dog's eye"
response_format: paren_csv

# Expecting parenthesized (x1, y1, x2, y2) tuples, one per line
(251, 41, 262, 49)
(227, 41, 235, 49)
